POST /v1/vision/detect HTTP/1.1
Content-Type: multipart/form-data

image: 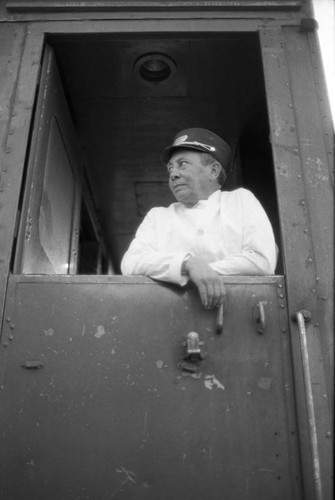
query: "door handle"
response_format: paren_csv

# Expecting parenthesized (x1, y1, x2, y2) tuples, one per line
(293, 310, 322, 500)
(216, 300, 228, 334)
(253, 301, 266, 334)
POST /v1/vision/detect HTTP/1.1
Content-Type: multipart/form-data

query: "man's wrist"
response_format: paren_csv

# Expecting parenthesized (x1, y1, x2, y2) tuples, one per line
(181, 252, 194, 275)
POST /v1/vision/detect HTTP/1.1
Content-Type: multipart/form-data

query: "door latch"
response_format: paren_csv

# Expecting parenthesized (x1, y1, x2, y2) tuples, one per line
(184, 331, 206, 361)
(179, 331, 207, 372)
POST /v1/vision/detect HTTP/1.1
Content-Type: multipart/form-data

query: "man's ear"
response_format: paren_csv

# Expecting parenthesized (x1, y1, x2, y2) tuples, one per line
(210, 161, 222, 180)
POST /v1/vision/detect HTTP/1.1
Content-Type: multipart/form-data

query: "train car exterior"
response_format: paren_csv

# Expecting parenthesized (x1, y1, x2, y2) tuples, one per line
(0, 1, 333, 499)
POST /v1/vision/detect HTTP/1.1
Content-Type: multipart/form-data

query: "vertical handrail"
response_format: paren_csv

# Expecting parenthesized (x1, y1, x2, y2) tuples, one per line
(294, 310, 323, 500)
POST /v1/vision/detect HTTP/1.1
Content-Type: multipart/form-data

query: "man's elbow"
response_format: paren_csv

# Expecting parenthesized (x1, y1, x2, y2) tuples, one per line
(259, 254, 277, 275)
(120, 256, 133, 275)
(248, 251, 277, 275)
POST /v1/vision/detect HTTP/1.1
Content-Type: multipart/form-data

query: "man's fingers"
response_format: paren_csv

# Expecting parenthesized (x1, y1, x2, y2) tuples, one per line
(198, 282, 209, 308)
(186, 260, 225, 309)
(209, 280, 221, 309)
(199, 279, 224, 309)
(205, 281, 215, 309)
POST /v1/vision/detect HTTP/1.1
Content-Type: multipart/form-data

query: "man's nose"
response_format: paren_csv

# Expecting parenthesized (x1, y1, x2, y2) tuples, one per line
(169, 166, 180, 180)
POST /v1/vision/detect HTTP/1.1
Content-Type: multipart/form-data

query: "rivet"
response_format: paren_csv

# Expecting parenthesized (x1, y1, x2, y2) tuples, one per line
(304, 228, 309, 233)
(307, 258, 313, 263)
(247, 391, 252, 396)
(281, 327, 287, 332)
(3, 341, 9, 348)
(280, 304, 285, 309)
(301, 200, 305, 205)
(314, 322, 320, 327)
(297, 174, 301, 179)
(6, 317, 11, 322)
(278, 283, 283, 288)
(311, 288, 316, 293)
(315, 276, 319, 281)
(279, 293, 284, 298)
(322, 394, 327, 399)
(288, 104, 293, 108)
(9, 323, 15, 329)
(8, 335, 14, 341)
(325, 431, 331, 438)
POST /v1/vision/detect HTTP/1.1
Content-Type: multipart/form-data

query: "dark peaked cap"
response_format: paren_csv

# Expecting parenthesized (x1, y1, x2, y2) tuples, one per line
(162, 128, 232, 167)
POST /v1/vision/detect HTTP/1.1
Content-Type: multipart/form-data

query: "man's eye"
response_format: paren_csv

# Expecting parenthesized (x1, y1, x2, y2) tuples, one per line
(179, 161, 188, 168)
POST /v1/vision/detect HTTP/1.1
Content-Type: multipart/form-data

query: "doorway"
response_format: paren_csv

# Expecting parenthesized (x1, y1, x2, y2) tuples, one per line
(22, 33, 280, 274)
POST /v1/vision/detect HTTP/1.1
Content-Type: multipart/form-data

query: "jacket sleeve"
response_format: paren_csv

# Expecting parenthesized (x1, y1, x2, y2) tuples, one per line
(209, 189, 278, 275)
(120, 208, 189, 285)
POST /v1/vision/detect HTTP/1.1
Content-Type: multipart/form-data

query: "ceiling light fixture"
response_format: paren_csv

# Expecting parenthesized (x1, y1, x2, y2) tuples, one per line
(134, 53, 176, 83)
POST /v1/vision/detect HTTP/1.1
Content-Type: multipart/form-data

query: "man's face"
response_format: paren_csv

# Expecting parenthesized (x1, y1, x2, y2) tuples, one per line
(167, 149, 215, 207)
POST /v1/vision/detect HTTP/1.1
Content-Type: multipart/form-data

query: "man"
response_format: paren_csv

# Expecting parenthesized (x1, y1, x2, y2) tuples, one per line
(121, 128, 277, 310)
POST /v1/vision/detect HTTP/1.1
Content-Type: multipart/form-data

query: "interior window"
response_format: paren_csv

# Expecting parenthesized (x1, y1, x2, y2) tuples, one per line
(38, 117, 76, 273)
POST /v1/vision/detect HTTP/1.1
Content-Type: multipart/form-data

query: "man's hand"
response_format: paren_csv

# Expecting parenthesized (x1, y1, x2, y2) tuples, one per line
(184, 256, 227, 309)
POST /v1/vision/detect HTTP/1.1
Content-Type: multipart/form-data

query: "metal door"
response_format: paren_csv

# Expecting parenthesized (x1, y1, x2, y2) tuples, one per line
(0, 275, 302, 499)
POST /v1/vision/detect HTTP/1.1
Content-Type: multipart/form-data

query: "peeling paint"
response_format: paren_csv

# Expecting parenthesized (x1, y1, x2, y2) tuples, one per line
(204, 375, 225, 391)
(94, 325, 106, 339)
(305, 156, 329, 188)
(110, 467, 136, 498)
(44, 328, 54, 336)
(180, 371, 202, 380)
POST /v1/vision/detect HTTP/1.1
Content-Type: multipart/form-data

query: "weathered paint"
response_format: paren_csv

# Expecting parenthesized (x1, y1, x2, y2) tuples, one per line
(0, 2, 332, 499)
(261, 26, 333, 500)
(0, 276, 302, 500)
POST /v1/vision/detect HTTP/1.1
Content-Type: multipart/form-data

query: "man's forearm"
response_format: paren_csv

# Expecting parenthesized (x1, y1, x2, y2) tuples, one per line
(209, 250, 276, 276)
(121, 246, 189, 285)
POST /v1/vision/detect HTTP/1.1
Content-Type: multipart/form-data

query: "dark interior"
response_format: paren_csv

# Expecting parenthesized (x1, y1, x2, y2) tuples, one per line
(50, 33, 281, 274)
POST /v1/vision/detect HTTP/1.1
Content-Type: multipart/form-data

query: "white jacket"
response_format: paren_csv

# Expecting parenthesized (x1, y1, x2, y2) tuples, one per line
(121, 188, 277, 285)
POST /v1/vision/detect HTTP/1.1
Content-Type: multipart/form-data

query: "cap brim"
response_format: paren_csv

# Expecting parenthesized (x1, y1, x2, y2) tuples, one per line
(161, 144, 210, 165)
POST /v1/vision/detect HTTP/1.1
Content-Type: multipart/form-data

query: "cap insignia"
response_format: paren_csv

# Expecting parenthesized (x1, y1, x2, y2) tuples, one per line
(174, 135, 188, 146)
